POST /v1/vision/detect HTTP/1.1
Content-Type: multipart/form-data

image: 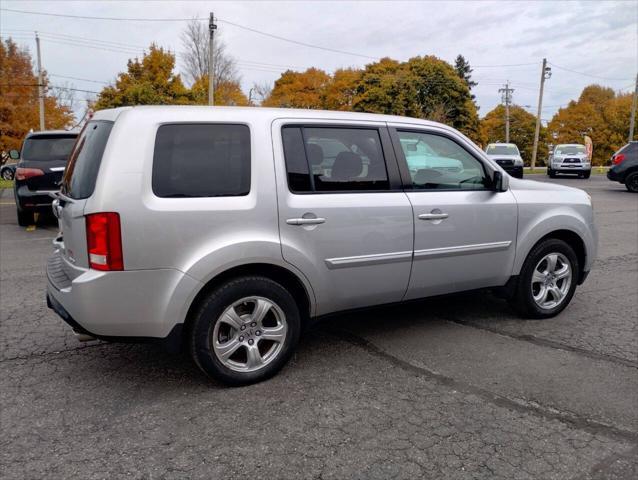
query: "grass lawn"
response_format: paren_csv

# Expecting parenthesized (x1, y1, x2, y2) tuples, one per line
(0, 179, 14, 189)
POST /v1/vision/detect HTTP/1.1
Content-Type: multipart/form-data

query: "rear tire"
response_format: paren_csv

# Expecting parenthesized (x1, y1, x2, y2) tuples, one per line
(625, 172, 638, 192)
(189, 276, 301, 386)
(510, 238, 579, 319)
(16, 208, 32, 227)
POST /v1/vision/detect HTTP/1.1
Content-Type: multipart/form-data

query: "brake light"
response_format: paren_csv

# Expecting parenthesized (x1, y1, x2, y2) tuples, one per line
(612, 153, 625, 165)
(15, 167, 44, 180)
(85, 212, 123, 271)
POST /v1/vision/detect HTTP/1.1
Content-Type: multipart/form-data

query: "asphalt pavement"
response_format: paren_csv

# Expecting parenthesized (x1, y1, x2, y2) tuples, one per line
(1, 174, 637, 479)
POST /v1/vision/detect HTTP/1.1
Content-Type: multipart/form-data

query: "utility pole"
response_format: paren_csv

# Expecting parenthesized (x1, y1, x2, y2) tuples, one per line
(208, 12, 216, 106)
(35, 32, 45, 131)
(629, 73, 637, 142)
(531, 58, 551, 168)
(498, 81, 514, 143)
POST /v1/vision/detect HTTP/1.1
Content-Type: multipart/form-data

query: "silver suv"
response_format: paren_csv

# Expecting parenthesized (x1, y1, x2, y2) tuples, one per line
(46, 107, 598, 385)
(548, 144, 592, 178)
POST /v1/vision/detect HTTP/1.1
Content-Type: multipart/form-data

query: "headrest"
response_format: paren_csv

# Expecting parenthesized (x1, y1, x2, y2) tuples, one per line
(331, 151, 363, 181)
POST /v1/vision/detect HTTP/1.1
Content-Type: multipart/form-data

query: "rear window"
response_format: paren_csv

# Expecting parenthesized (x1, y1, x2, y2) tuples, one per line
(152, 124, 250, 198)
(62, 121, 114, 199)
(22, 135, 76, 162)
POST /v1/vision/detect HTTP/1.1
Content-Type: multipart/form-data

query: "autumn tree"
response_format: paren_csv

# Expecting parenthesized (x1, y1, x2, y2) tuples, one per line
(191, 76, 249, 106)
(321, 68, 361, 111)
(262, 68, 331, 108)
(94, 44, 193, 109)
(481, 105, 548, 164)
(547, 84, 632, 165)
(0, 37, 73, 159)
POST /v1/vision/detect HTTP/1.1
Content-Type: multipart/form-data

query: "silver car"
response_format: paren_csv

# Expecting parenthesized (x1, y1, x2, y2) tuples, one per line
(548, 144, 592, 178)
(46, 107, 597, 385)
(485, 143, 524, 178)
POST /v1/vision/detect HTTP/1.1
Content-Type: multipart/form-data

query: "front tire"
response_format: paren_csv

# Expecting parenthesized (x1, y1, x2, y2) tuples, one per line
(625, 172, 638, 192)
(190, 276, 301, 386)
(548, 168, 556, 178)
(583, 170, 591, 179)
(510, 238, 579, 319)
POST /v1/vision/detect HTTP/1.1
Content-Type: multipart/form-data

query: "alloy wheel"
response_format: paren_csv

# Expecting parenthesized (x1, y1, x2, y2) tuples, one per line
(211, 296, 288, 372)
(530, 252, 572, 310)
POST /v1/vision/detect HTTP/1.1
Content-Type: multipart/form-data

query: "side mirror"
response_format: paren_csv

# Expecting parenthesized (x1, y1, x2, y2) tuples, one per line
(9, 150, 20, 160)
(493, 171, 509, 192)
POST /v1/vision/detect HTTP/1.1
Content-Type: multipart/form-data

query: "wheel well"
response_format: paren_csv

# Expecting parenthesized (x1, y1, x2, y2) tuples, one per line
(184, 263, 312, 335)
(537, 229, 586, 275)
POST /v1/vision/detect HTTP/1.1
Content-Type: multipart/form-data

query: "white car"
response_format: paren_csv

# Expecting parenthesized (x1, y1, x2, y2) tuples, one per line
(485, 143, 524, 178)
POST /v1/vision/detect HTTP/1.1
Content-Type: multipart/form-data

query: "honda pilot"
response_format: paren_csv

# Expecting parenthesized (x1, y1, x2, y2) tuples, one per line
(46, 107, 598, 385)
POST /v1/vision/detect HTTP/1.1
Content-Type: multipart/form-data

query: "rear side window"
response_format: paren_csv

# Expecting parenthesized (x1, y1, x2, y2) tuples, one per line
(152, 124, 250, 198)
(22, 135, 76, 162)
(63, 121, 113, 199)
(282, 126, 389, 193)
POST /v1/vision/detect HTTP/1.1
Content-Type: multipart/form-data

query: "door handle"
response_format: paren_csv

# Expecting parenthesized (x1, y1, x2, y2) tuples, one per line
(286, 217, 326, 226)
(418, 213, 449, 220)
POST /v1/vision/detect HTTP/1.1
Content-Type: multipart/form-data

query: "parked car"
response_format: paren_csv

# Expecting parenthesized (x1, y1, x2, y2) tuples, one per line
(47, 107, 597, 386)
(548, 144, 591, 178)
(607, 141, 638, 192)
(11, 130, 78, 226)
(485, 143, 524, 178)
(1, 162, 16, 180)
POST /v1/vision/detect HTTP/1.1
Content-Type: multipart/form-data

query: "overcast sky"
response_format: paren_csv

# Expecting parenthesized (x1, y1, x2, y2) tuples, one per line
(1, 0, 636, 121)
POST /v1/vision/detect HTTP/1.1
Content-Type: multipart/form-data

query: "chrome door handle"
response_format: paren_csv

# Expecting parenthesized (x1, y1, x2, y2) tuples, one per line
(418, 213, 449, 220)
(286, 217, 326, 226)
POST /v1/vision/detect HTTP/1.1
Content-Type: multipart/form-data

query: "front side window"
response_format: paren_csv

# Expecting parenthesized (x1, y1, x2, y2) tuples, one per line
(282, 126, 389, 193)
(397, 131, 488, 190)
(153, 124, 250, 198)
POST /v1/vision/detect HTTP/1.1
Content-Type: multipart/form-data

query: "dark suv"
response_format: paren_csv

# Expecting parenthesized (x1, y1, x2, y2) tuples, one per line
(607, 141, 638, 192)
(10, 130, 78, 225)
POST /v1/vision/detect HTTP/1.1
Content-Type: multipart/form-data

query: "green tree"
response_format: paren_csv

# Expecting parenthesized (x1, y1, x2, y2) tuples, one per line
(454, 54, 477, 101)
(94, 44, 193, 109)
(481, 105, 547, 164)
(353, 56, 483, 143)
(1, 37, 73, 158)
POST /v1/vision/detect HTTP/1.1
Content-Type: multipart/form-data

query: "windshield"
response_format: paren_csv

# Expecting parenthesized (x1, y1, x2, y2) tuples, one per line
(555, 145, 586, 155)
(21, 135, 76, 162)
(486, 144, 519, 155)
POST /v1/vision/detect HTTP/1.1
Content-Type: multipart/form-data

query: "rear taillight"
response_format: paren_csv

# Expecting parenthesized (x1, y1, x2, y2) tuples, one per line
(15, 167, 44, 180)
(86, 212, 123, 271)
(612, 153, 626, 165)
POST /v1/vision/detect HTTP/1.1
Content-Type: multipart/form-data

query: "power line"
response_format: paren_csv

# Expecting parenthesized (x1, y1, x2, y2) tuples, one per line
(1, 7, 378, 60)
(548, 62, 632, 82)
(50, 74, 110, 85)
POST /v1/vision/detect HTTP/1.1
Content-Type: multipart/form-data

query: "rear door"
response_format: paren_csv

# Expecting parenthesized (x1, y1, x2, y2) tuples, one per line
(272, 120, 414, 315)
(55, 121, 113, 269)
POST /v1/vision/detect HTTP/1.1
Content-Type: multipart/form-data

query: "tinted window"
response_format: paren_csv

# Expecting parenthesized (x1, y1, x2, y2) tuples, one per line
(153, 124, 250, 198)
(62, 121, 113, 199)
(397, 131, 488, 190)
(22, 135, 76, 162)
(282, 126, 389, 192)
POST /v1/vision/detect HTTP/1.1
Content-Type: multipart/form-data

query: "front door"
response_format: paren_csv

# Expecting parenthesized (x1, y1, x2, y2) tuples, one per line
(273, 121, 414, 316)
(390, 126, 518, 300)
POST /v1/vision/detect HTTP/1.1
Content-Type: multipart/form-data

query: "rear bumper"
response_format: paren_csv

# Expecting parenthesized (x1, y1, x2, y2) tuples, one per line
(15, 185, 56, 209)
(606, 169, 623, 182)
(46, 250, 202, 344)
